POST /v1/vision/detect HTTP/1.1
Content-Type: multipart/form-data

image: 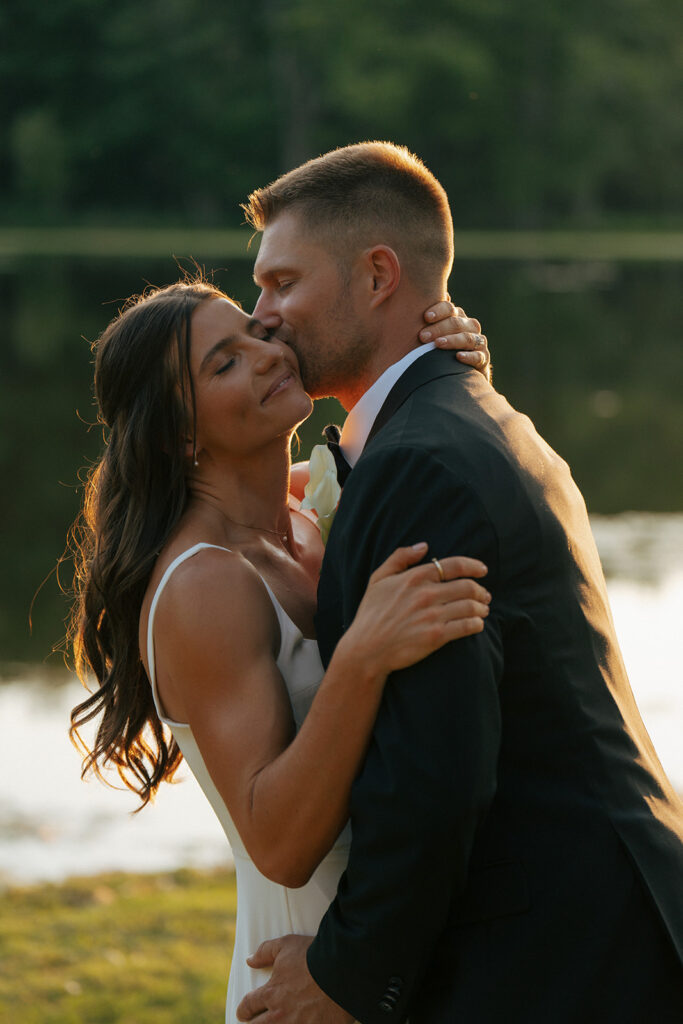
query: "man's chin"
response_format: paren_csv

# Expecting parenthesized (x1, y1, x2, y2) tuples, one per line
(296, 362, 331, 401)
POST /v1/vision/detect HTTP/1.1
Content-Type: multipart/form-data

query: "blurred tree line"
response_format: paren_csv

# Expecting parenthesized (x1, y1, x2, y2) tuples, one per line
(0, 0, 680, 229)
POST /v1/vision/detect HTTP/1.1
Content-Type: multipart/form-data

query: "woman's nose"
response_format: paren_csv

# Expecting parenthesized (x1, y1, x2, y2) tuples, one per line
(252, 338, 283, 373)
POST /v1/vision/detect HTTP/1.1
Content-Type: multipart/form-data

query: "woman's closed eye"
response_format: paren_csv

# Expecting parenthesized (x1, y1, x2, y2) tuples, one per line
(215, 357, 236, 376)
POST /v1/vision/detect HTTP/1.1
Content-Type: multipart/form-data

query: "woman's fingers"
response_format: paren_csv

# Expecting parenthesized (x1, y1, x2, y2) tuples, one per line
(434, 330, 487, 358)
(423, 300, 464, 324)
(441, 615, 487, 643)
(419, 304, 491, 378)
(369, 541, 429, 583)
(434, 577, 491, 606)
(445, 331, 487, 357)
(420, 315, 481, 343)
(424, 596, 491, 645)
(371, 551, 489, 593)
(432, 328, 490, 379)
(351, 546, 492, 673)
(443, 597, 491, 620)
(421, 554, 488, 582)
(455, 347, 489, 369)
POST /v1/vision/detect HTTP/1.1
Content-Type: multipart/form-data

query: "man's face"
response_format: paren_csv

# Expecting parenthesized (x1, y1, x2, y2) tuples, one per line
(252, 211, 372, 401)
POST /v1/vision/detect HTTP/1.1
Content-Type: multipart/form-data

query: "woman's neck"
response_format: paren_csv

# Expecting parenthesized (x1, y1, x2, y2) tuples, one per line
(187, 441, 293, 546)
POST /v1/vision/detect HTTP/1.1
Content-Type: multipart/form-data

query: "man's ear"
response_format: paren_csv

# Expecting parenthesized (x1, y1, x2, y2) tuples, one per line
(362, 246, 401, 308)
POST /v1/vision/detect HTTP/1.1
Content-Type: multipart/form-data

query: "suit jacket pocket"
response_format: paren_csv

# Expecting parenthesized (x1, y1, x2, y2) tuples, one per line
(453, 859, 530, 926)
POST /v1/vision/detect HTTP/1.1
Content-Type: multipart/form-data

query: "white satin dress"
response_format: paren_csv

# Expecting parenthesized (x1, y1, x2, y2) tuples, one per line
(146, 543, 351, 1023)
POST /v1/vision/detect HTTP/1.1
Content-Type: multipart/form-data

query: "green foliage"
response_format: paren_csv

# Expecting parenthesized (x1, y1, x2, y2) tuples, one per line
(0, 868, 236, 1023)
(10, 109, 70, 211)
(0, 0, 680, 226)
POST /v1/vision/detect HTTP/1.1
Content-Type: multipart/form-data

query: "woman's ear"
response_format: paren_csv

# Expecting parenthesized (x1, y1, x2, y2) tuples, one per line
(184, 437, 199, 465)
(363, 246, 401, 308)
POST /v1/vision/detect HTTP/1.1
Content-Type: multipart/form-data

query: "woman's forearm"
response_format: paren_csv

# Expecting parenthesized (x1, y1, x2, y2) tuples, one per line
(204, 544, 489, 887)
(246, 631, 386, 887)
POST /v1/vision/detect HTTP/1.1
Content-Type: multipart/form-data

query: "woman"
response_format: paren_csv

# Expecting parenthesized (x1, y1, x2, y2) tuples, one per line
(69, 277, 491, 1020)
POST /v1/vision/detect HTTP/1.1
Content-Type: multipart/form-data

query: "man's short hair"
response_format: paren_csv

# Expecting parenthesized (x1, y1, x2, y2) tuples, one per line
(243, 141, 454, 292)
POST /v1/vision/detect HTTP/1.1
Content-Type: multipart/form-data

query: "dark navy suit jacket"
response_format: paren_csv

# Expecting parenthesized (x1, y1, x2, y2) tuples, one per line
(307, 350, 683, 1024)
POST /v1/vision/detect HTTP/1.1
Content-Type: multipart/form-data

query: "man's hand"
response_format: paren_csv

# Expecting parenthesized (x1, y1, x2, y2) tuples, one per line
(236, 934, 354, 1023)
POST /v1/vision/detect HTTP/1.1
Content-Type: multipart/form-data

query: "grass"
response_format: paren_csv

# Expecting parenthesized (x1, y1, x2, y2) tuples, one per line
(1, 226, 682, 261)
(0, 868, 237, 1023)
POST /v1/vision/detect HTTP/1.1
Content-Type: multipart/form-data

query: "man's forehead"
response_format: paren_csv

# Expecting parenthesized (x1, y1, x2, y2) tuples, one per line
(253, 211, 326, 276)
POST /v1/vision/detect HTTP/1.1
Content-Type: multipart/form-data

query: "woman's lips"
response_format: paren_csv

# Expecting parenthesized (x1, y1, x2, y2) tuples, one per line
(262, 371, 294, 403)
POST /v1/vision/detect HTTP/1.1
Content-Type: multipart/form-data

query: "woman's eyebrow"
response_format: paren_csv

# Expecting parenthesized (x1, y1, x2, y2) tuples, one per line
(198, 320, 268, 373)
(199, 337, 235, 374)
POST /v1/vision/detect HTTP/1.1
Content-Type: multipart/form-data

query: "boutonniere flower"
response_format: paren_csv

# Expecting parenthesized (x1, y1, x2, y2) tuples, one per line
(301, 444, 341, 545)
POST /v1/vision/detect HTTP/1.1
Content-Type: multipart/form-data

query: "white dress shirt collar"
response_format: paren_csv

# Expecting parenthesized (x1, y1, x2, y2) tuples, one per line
(339, 343, 436, 468)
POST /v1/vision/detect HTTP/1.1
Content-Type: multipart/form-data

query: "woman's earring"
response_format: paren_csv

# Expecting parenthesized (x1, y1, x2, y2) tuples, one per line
(192, 445, 199, 468)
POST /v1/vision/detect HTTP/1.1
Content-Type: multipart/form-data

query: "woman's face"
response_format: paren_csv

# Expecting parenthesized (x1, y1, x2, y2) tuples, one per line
(189, 297, 313, 461)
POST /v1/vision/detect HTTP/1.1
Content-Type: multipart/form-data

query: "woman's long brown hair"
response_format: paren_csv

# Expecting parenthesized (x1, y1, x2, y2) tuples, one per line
(68, 278, 225, 808)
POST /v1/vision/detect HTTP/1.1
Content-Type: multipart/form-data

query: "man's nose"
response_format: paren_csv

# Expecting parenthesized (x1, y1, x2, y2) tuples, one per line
(252, 290, 282, 329)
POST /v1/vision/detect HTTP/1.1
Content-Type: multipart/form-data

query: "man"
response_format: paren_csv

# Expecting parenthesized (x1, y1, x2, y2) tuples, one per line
(237, 142, 683, 1023)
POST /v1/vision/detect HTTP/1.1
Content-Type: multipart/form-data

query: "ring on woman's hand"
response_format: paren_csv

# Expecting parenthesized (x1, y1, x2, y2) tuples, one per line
(431, 557, 446, 583)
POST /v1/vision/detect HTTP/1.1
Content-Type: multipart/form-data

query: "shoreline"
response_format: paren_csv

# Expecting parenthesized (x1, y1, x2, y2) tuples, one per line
(1, 227, 682, 261)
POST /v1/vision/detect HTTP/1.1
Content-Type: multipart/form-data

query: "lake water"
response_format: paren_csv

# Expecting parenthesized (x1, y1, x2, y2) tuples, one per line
(1, 512, 682, 887)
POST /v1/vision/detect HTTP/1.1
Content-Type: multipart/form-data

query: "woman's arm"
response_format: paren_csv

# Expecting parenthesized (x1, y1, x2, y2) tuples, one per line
(155, 545, 490, 888)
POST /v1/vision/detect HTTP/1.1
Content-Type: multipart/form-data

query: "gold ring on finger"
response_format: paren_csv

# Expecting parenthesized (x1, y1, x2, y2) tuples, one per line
(431, 557, 446, 583)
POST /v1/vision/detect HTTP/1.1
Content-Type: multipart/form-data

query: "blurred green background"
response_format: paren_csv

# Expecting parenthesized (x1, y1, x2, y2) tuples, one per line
(0, 0, 681, 666)
(2, 0, 680, 229)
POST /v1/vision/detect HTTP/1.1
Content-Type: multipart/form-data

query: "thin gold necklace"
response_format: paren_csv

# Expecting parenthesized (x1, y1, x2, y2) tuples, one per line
(221, 511, 290, 543)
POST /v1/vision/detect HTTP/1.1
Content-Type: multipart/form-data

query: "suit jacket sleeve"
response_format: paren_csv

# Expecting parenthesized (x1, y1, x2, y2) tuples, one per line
(307, 444, 504, 1023)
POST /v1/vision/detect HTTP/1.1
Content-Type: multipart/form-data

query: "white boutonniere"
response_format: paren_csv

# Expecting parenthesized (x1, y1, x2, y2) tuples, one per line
(300, 444, 341, 545)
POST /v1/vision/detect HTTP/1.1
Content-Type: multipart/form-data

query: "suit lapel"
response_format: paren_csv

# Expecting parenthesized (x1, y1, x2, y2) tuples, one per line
(364, 348, 471, 449)
(318, 351, 470, 661)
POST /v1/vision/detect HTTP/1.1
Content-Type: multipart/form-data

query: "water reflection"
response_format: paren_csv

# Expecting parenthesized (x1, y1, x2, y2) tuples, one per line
(1, 513, 681, 886)
(591, 514, 683, 583)
(0, 673, 232, 887)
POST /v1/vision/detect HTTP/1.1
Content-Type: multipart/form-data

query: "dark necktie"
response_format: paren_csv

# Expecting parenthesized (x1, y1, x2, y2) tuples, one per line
(323, 423, 352, 488)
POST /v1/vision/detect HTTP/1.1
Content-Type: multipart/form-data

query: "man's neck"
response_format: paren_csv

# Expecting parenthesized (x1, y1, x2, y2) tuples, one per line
(339, 343, 437, 466)
(332, 279, 447, 409)
(336, 312, 426, 411)
(336, 345, 417, 411)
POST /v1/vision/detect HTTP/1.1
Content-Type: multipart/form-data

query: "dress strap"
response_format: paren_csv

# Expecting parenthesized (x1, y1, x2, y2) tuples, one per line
(146, 543, 232, 725)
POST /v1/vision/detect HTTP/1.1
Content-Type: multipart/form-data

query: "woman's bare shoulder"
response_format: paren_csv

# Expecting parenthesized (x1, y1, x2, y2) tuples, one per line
(141, 543, 279, 679)
(160, 546, 275, 634)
